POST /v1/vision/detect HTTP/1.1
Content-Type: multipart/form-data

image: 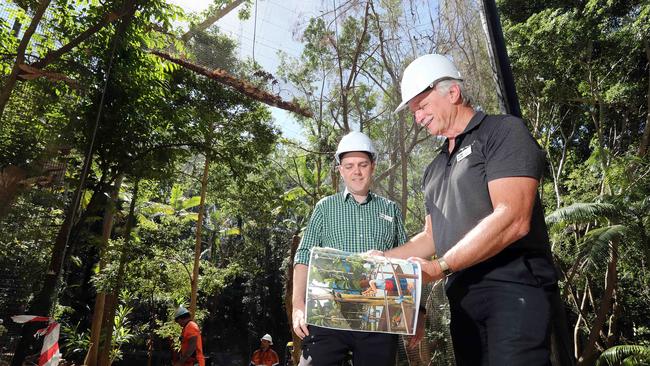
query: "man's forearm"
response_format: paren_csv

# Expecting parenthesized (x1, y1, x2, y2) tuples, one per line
(444, 204, 524, 272)
(386, 230, 435, 259)
(385, 214, 435, 259)
(444, 177, 537, 272)
(292, 264, 308, 309)
(292, 263, 310, 337)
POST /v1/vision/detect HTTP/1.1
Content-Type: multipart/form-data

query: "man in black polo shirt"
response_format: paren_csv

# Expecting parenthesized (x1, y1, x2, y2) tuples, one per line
(383, 54, 559, 365)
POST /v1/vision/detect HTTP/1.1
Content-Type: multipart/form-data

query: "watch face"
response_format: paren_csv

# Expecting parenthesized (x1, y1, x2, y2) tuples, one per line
(438, 258, 451, 276)
(438, 258, 447, 270)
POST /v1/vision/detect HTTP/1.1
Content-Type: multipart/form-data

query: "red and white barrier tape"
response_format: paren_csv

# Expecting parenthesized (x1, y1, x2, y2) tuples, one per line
(11, 315, 61, 366)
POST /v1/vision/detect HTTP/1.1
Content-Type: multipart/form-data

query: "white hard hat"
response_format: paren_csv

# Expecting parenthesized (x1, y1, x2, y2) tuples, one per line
(394, 54, 463, 113)
(335, 131, 377, 164)
(261, 334, 273, 344)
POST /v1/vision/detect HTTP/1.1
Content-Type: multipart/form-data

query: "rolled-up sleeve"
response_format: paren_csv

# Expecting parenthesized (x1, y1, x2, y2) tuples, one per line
(294, 204, 324, 265)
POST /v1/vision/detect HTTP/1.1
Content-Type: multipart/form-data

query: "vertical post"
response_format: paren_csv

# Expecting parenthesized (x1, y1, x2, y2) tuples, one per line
(479, 0, 521, 118)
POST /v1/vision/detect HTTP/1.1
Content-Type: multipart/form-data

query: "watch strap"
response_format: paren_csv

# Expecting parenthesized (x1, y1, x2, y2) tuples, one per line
(437, 257, 452, 277)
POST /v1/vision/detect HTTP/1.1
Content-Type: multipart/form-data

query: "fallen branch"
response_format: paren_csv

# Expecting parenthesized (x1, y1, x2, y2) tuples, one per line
(150, 50, 313, 118)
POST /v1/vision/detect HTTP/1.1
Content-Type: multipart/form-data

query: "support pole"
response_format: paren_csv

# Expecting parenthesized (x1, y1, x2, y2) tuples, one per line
(480, 0, 521, 118)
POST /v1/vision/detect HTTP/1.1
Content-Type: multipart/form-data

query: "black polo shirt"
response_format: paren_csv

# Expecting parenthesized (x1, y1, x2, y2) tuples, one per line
(423, 111, 557, 287)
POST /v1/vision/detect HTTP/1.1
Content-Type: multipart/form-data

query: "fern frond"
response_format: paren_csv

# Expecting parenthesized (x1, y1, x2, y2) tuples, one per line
(583, 225, 628, 244)
(546, 202, 618, 224)
(579, 225, 627, 270)
(596, 344, 650, 366)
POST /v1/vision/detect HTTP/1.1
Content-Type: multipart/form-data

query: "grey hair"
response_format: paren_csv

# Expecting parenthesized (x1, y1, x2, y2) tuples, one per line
(435, 79, 472, 107)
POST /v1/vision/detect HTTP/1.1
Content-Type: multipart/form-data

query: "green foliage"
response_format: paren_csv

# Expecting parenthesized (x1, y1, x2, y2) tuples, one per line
(502, 0, 650, 361)
(546, 202, 619, 224)
(199, 262, 242, 295)
(2, 0, 649, 363)
(60, 322, 91, 359)
(0, 189, 63, 311)
(596, 345, 650, 366)
(153, 317, 182, 352)
(59, 301, 135, 363)
(110, 303, 135, 363)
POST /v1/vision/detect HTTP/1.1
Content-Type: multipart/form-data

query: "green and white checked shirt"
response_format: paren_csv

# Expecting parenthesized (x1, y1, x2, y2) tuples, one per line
(294, 190, 408, 265)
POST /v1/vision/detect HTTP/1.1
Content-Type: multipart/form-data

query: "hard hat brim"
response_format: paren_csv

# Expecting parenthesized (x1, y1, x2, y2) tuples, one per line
(393, 76, 464, 114)
(393, 100, 409, 114)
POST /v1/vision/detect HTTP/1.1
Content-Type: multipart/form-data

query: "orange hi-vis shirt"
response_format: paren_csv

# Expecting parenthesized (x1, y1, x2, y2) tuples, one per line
(250, 348, 279, 366)
(181, 321, 205, 366)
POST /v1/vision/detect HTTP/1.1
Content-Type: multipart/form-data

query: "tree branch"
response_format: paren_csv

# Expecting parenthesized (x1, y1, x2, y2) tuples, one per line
(30, 7, 129, 70)
(150, 50, 313, 118)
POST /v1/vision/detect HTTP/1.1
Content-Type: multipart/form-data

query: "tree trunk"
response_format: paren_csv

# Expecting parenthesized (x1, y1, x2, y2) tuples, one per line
(399, 114, 408, 221)
(550, 117, 576, 209)
(605, 290, 620, 349)
(577, 238, 618, 366)
(369, 0, 410, 217)
(99, 292, 117, 366)
(85, 176, 123, 366)
(587, 62, 611, 196)
(387, 135, 397, 201)
(98, 180, 140, 366)
(190, 155, 210, 316)
(574, 282, 588, 359)
(0, 0, 51, 119)
(285, 235, 302, 365)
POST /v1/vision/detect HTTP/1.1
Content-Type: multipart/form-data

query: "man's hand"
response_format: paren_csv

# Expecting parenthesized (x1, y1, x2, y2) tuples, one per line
(292, 306, 309, 339)
(363, 249, 384, 257)
(408, 257, 443, 284)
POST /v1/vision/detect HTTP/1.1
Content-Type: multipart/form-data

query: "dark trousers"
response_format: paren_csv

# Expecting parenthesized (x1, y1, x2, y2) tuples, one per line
(298, 325, 398, 366)
(447, 280, 552, 366)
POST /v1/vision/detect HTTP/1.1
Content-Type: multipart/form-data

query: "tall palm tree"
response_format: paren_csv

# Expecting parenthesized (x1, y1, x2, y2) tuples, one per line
(546, 202, 628, 365)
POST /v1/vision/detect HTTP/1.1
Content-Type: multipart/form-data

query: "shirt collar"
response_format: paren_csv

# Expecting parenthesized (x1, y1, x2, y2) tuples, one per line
(461, 111, 486, 135)
(439, 111, 486, 153)
(342, 188, 373, 204)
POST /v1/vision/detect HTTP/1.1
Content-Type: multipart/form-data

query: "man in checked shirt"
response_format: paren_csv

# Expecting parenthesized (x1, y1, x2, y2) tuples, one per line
(291, 131, 408, 366)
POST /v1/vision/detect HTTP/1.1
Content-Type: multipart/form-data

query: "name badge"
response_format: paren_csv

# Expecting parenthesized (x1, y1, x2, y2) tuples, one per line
(456, 145, 472, 162)
(379, 213, 393, 222)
